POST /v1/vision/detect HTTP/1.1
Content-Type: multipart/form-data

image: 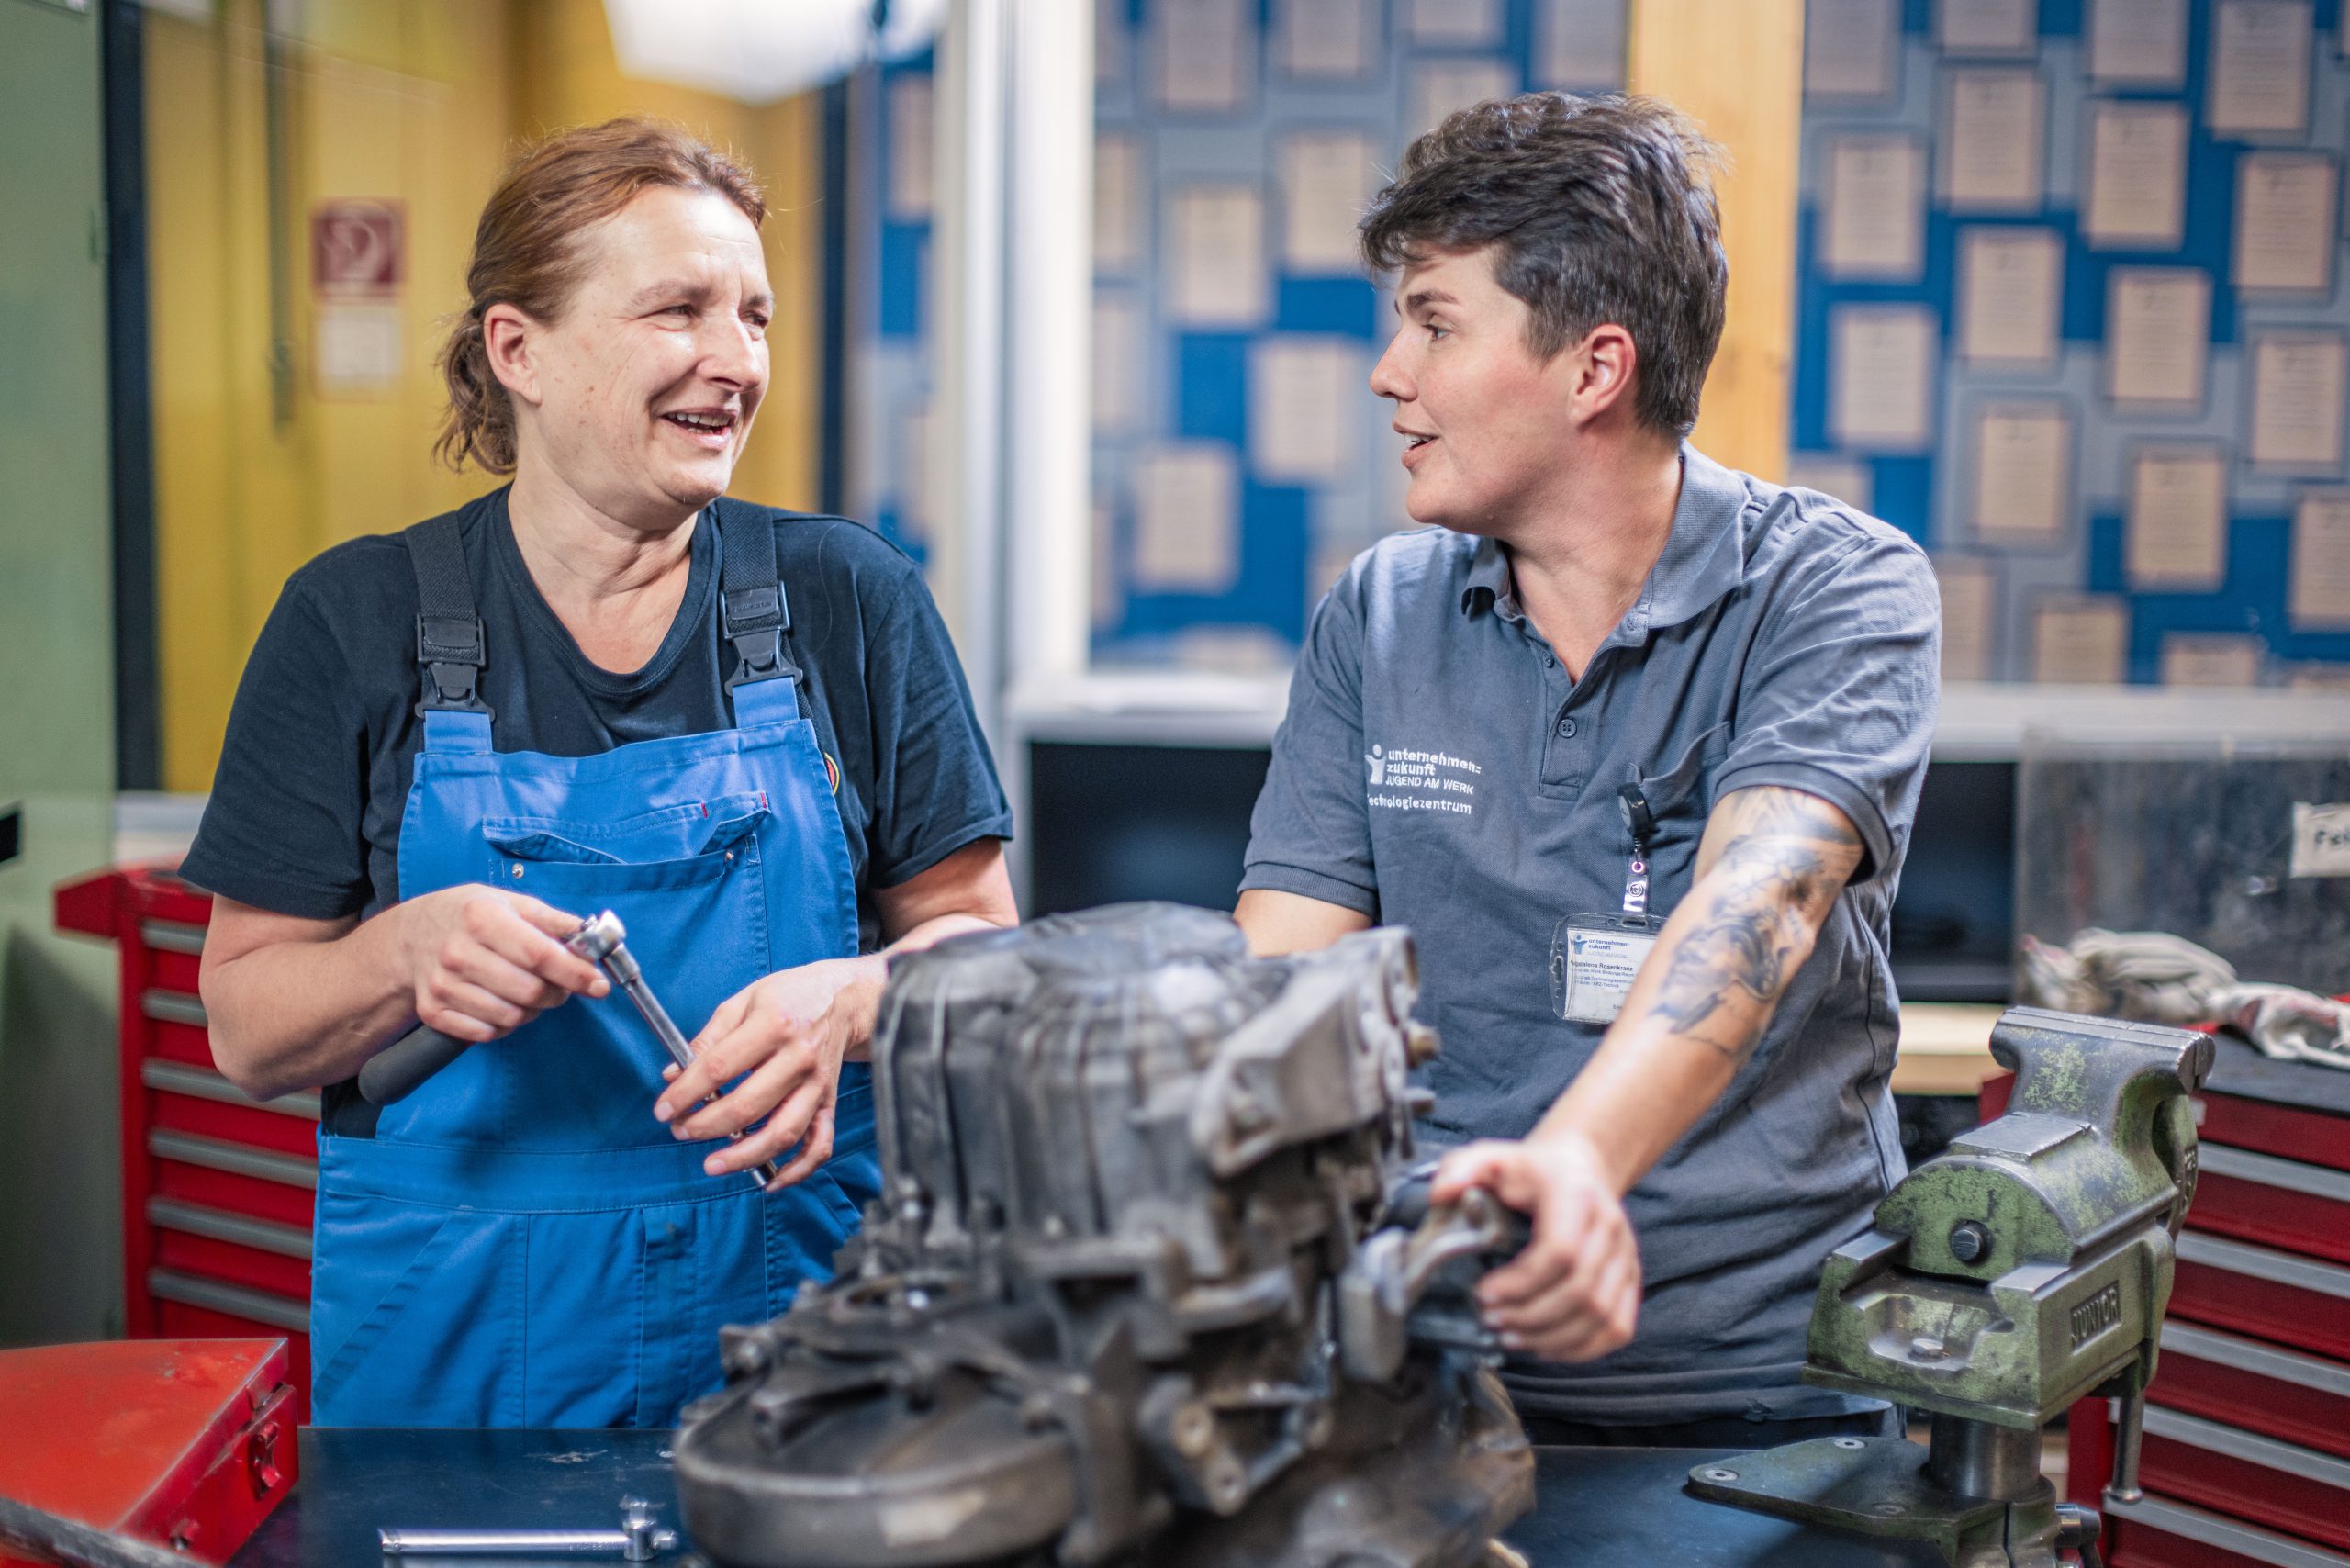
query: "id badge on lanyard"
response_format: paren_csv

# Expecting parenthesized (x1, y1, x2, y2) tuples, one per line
(1551, 784, 1662, 1025)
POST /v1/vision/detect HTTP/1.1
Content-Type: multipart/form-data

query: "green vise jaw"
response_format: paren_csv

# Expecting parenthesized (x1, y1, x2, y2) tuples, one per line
(1801, 1008, 2211, 1428)
(1686, 1009, 2211, 1568)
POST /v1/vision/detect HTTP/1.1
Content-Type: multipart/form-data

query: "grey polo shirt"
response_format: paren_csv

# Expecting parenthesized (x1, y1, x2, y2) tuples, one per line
(1241, 445, 1941, 1425)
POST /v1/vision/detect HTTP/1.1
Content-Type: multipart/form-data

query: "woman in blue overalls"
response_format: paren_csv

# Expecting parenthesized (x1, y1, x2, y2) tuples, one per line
(186, 119, 1016, 1427)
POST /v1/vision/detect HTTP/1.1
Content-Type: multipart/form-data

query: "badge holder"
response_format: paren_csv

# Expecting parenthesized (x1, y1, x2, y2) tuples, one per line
(1551, 785, 1662, 1025)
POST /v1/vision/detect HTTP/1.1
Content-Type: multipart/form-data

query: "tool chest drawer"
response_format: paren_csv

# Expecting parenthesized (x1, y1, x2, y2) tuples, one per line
(2106, 1492, 2350, 1568)
(54, 864, 316, 1417)
(2152, 1322, 2350, 1463)
(2170, 1232, 2350, 1363)
(2188, 1144, 2350, 1267)
(2132, 1406, 2350, 1554)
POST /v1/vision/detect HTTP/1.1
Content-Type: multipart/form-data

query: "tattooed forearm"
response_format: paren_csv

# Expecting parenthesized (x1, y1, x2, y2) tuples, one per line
(1639, 788, 1865, 1060)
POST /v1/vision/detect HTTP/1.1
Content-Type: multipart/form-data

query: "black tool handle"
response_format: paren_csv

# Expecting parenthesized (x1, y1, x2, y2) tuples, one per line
(358, 1022, 474, 1106)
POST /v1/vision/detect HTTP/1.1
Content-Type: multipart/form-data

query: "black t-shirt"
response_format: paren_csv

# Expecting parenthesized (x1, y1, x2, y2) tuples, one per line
(182, 487, 1012, 955)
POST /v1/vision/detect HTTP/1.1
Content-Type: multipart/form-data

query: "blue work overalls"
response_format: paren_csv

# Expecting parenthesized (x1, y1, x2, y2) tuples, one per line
(308, 500, 881, 1428)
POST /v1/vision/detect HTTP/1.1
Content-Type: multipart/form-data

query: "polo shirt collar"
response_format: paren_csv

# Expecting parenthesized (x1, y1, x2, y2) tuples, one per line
(1456, 442, 1752, 633)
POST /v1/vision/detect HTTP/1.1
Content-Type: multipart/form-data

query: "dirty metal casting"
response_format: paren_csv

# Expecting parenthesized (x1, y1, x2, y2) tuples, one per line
(1687, 1007, 2212, 1568)
(673, 903, 1535, 1568)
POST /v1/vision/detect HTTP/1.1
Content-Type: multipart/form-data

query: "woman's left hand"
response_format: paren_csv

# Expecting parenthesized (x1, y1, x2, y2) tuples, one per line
(655, 954, 887, 1189)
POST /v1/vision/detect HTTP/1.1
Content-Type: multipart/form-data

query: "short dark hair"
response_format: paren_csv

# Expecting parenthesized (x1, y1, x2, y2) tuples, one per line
(1360, 93, 1728, 436)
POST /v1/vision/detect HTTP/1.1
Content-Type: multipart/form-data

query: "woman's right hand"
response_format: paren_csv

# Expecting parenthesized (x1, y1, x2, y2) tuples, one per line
(396, 887, 609, 1043)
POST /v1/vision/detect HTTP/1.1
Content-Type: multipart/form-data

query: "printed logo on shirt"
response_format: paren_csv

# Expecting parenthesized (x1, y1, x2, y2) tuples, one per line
(1364, 742, 1482, 817)
(822, 752, 841, 794)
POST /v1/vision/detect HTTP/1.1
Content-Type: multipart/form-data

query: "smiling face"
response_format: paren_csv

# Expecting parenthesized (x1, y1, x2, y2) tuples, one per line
(1370, 245, 1626, 538)
(489, 185, 771, 528)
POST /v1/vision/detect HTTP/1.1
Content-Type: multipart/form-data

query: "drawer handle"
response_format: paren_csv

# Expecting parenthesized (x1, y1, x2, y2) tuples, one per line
(2162, 1320, 2350, 1399)
(2104, 1491, 2350, 1568)
(140, 1058, 320, 1122)
(138, 918, 207, 956)
(2177, 1231, 2350, 1302)
(2201, 1143, 2350, 1204)
(148, 1130, 317, 1191)
(145, 1268, 309, 1335)
(140, 990, 207, 1027)
(2140, 1404, 2350, 1491)
(148, 1196, 313, 1260)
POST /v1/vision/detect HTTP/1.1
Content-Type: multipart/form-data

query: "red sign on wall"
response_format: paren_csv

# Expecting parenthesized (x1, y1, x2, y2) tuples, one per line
(310, 201, 404, 298)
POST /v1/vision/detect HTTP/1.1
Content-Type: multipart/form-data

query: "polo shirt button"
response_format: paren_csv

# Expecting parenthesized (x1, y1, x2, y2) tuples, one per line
(1557, 717, 1578, 738)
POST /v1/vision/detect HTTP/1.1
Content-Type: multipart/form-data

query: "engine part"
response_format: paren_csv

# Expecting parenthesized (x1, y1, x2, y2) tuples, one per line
(673, 903, 1534, 1568)
(1687, 1006, 2213, 1568)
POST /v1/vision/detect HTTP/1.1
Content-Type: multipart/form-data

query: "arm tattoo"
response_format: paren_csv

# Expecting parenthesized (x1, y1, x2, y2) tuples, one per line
(1642, 789, 1864, 1059)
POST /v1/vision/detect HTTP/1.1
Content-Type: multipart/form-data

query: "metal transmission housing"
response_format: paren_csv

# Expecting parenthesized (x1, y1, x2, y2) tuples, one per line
(674, 904, 1535, 1568)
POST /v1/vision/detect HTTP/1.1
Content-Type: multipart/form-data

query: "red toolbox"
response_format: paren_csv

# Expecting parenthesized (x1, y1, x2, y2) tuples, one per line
(1989, 1031, 2350, 1568)
(53, 865, 316, 1419)
(0, 1339, 296, 1566)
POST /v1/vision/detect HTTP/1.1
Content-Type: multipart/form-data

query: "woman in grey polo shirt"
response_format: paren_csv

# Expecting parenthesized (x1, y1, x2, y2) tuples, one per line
(1237, 94, 1938, 1447)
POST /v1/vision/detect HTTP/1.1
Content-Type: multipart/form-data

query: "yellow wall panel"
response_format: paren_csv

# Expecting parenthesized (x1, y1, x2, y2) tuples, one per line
(1629, 0, 1804, 484)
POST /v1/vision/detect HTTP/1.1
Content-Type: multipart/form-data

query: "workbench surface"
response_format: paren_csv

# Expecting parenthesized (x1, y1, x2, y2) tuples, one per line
(230, 1428, 1943, 1567)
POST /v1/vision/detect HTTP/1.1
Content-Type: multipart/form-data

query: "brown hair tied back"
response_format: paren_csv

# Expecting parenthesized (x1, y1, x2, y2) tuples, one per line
(434, 117, 767, 474)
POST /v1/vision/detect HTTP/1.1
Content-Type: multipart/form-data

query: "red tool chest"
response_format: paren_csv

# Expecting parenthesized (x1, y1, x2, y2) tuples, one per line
(1987, 1032, 2350, 1568)
(53, 864, 317, 1420)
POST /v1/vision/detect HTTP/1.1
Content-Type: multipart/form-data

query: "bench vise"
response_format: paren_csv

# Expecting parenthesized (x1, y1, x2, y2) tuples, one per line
(1688, 1007, 2213, 1568)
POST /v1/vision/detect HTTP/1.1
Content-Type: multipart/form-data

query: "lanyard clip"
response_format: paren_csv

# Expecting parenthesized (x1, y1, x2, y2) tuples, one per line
(1618, 785, 1653, 925)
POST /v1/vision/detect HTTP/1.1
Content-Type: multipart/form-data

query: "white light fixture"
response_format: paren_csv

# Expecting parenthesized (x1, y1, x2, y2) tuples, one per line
(603, 0, 948, 104)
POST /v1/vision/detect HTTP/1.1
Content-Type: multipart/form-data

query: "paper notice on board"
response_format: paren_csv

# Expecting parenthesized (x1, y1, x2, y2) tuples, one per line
(2234, 153, 2337, 294)
(1094, 135, 1146, 270)
(315, 304, 402, 392)
(1412, 58, 1519, 137)
(2291, 491, 2350, 628)
(2250, 331, 2348, 471)
(1409, 0, 1503, 44)
(1133, 443, 1240, 592)
(1169, 186, 1268, 327)
(1830, 305, 1937, 452)
(1249, 337, 1360, 484)
(1277, 0, 1373, 78)
(2289, 802, 2350, 879)
(1537, 0, 1629, 90)
(1824, 136, 1926, 279)
(2127, 444, 2229, 589)
(1807, 0, 1899, 97)
(1156, 0, 1248, 112)
(2105, 269, 2210, 410)
(2088, 0, 2188, 83)
(1281, 132, 1378, 273)
(1786, 454, 1874, 513)
(887, 75, 933, 219)
(1959, 228, 2062, 364)
(1934, 558, 1999, 681)
(1937, 0, 2036, 55)
(2084, 102, 2188, 249)
(1972, 404, 2072, 543)
(2209, 0, 2311, 135)
(1940, 68, 2045, 211)
(2162, 634, 2265, 688)
(2032, 598, 2129, 684)
(1092, 297, 1146, 434)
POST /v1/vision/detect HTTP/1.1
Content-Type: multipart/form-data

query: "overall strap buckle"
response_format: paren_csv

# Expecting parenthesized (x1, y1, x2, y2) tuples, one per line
(415, 613, 491, 714)
(715, 498, 801, 692)
(722, 580, 796, 691)
(403, 511, 495, 720)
